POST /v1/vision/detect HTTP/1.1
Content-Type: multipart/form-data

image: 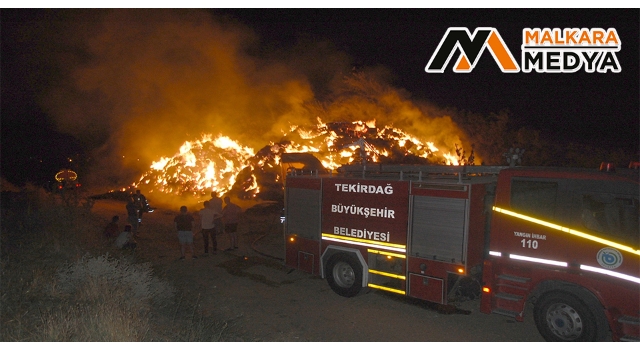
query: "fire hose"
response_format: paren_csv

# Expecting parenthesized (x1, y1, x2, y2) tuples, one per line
(249, 212, 284, 261)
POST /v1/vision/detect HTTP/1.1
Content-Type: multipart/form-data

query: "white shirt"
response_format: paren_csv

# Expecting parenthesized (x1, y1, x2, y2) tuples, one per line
(199, 207, 216, 229)
(115, 231, 131, 248)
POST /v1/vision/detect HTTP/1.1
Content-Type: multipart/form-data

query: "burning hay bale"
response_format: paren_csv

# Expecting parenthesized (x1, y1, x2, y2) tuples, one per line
(133, 119, 474, 200)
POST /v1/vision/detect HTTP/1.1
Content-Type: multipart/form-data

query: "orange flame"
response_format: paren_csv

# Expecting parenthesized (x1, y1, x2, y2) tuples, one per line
(134, 118, 473, 197)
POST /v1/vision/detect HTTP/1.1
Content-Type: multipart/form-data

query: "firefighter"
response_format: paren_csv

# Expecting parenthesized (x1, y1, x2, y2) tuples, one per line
(132, 189, 149, 224)
(126, 196, 139, 235)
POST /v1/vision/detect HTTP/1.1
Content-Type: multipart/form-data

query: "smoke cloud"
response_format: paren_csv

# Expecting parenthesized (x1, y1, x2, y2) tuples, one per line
(35, 9, 472, 189)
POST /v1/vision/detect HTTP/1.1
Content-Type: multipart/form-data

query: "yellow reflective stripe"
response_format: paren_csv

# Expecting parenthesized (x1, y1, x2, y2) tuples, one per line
(322, 236, 406, 253)
(369, 269, 406, 280)
(367, 249, 406, 259)
(322, 233, 406, 252)
(493, 206, 640, 256)
(368, 283, 406, 295)
(322, 233, 406, 249)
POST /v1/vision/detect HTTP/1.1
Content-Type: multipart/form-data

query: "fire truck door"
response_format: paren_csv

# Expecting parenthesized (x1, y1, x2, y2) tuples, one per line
(410, 196, 469, 263)
(285, 185, 322, 274)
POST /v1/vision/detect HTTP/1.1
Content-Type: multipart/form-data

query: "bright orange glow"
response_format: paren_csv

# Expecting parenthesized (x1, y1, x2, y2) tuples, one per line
(135, 134, 258, 197)
(135, 118, 475, 197)
(457, 268, 465, 274)
(482, 287, 491, 293)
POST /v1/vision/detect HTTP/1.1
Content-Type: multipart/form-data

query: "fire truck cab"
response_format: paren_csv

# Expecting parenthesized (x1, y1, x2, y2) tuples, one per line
(283, 158, 639, 342)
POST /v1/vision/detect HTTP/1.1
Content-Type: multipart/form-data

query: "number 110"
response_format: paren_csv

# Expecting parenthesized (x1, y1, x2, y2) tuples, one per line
(521, 239, 538, 249)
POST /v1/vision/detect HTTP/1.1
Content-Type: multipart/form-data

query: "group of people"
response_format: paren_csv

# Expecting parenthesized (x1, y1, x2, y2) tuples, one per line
(102, 189, 150, 251)
(102, 215, 137, 250)
(101, 189, 243, 260)
(174, 191, 242, 260)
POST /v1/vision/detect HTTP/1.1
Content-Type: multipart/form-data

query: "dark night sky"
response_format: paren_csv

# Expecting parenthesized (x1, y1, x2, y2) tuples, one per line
(218, 8, 638, 148)
(1, 8, 639, 187)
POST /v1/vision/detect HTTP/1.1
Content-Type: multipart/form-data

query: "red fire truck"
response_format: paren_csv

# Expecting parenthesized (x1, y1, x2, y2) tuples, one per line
(282, 154, 639, 341)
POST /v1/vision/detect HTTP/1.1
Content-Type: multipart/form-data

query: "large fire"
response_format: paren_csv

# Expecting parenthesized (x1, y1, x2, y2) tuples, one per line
(133, 118, 475, 200)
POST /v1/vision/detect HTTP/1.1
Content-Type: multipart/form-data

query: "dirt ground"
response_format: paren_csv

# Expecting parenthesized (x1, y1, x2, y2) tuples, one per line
(92, 198, 546, 342)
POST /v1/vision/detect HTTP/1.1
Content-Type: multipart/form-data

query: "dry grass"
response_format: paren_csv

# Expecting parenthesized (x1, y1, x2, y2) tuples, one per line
(1, 187, 234, 341)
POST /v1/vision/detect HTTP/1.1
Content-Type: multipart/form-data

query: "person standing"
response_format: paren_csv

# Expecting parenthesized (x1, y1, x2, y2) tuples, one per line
(126, 196, 139, 236)
(210, 191, 224, 239)
(222, 196, 242, 251)
(132, 189, 149, 224)
(198, 200, 217, 255)
(174, 205, 197, 260)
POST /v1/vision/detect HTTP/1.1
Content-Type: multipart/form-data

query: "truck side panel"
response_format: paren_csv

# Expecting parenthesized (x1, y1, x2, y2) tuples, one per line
(407, 182, 490, 303)
(321, 178, 410, 294)
(285, 177, 322, 275)
(482, 168, 639, 341)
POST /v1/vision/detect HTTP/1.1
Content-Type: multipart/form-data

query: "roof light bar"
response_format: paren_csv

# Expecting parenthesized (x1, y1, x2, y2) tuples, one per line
(493, 206, 640, 256)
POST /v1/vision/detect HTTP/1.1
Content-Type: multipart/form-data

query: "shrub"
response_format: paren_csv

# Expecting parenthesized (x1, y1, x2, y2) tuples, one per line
(55, 254, 174, 308)
(37, 254, 175, 341)
(1, 186, 234, 342)
(1, 188, 177, 341)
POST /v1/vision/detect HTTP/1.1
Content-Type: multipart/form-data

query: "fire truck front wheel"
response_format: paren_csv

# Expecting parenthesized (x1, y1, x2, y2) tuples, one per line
(533, 292, 608, 342)
(326, 254, 364, 297)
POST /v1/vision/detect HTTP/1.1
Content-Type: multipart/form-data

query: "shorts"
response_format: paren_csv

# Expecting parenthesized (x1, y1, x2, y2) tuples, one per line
(178, 231, 193, 244)
(225, 223, 238, 233)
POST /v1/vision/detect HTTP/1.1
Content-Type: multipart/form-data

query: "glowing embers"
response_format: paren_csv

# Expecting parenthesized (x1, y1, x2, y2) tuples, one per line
(138, 117, 471, 198)
(492, 206, 640, 256)
(285, 118, 465, 168)
(137, 134, 261, 196)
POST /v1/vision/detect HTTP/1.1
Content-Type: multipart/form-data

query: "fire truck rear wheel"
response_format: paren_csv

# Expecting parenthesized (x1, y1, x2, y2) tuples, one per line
(533, 292, 608, 342)
(326, 253, 364, 297)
